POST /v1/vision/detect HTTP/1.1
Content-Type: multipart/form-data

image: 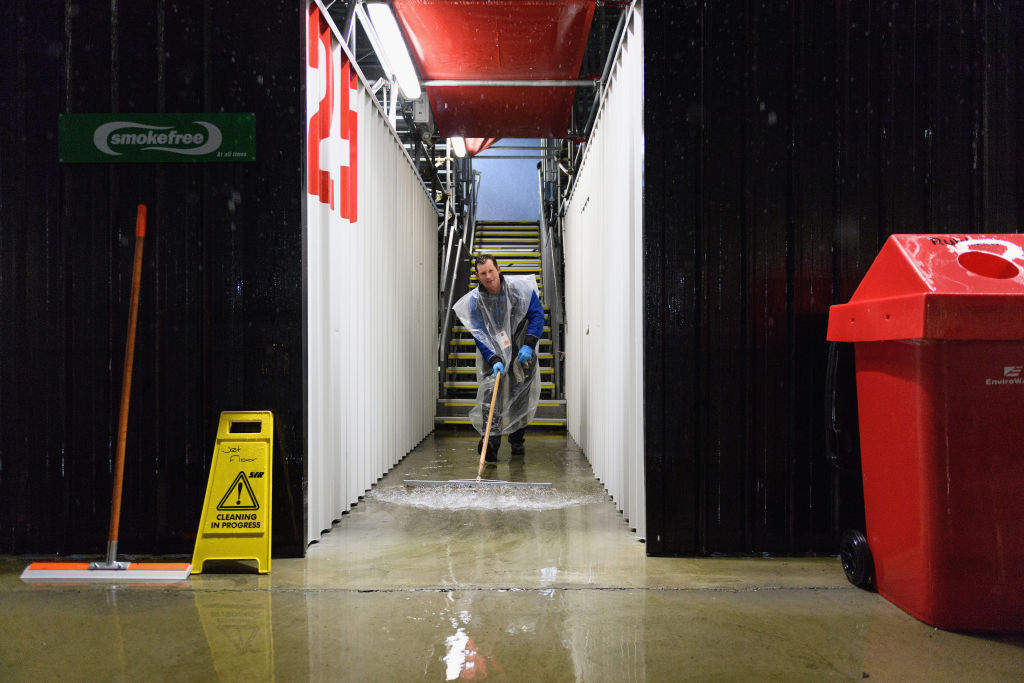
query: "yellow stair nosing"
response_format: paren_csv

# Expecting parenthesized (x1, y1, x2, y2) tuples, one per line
(449, 338, 552, 346)
(446, 368, 555, 375)
(451, 326, 552, 334)
(448, 353, 554, 360)
(435, 418, 566, 427)
(443, 381, 556, 389)
(438, 400, 563, 407)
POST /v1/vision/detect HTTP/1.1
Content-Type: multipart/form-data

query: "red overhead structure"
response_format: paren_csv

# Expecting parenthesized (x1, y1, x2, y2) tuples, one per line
(391, 0, 597, 140)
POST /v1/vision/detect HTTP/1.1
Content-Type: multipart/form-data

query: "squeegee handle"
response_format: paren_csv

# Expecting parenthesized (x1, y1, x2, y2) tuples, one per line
(477, 370, 502, 479)
(108, 204, 147, 553)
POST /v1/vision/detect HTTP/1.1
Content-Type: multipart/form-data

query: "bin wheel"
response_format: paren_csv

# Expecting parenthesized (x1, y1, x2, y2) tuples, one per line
(840, 529, 875, 589)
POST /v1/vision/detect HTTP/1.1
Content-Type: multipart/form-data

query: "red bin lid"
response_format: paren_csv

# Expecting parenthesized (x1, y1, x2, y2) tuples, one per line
(827, 234, 1024, 341)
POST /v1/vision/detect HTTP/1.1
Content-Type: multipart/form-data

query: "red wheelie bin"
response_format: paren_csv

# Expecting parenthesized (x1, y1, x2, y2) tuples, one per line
(828, 233, 1024, 632)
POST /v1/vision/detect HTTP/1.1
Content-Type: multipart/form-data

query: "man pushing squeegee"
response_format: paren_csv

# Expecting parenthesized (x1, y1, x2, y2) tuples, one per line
(405, 254, 550, 489)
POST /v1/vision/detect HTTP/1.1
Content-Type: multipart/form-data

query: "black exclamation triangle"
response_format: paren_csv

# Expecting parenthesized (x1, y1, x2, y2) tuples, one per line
(216, 471, 260, 511)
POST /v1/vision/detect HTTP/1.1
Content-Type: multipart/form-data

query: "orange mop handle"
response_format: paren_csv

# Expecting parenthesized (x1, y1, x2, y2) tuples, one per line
(108, 204, 147, 545)
(476, 370, 502, 479)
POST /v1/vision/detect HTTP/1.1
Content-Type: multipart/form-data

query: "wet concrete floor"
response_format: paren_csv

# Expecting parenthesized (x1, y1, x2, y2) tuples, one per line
(2, 430, 1022, 680)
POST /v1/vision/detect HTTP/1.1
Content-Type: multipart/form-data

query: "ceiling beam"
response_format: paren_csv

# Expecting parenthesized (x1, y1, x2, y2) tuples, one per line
(423, 79, 599, 88)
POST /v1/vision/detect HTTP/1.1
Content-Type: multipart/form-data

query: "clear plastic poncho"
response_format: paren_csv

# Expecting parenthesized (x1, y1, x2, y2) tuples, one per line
(452, 275, 542, 435)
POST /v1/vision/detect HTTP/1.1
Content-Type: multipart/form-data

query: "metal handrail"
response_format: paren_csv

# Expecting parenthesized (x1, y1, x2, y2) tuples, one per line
(436, 167, 481, 394)
(440, 210, 456, 294)
(467, 170, 481, 254)
(538, 157, 565, 398)
(438, 236, 464, 381)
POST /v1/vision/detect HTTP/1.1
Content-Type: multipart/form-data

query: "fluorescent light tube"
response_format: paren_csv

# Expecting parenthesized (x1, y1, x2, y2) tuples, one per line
(354, 4, 394, 77)
(365, 3, 421, 100)
(449, 137, 467, 158)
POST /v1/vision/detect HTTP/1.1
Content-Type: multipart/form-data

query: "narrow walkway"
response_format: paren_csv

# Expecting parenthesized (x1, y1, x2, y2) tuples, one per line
(2, 431, 1022, 680)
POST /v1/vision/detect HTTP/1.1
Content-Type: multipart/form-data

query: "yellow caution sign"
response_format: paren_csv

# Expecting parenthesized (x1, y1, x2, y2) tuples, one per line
(192, 411, 273, 573)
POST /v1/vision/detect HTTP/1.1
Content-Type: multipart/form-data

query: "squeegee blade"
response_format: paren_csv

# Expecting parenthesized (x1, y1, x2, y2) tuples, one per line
(403, 479, 552, 489)
(20, 562, 192, 583)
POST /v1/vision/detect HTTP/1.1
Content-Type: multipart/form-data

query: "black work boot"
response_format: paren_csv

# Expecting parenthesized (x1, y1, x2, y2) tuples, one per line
(509, 427, 526, 457)
(479, 437, 499, 463)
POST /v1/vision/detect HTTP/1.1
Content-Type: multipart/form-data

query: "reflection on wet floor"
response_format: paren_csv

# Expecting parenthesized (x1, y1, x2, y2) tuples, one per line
(369, 485, 607, 511)
(2, 429, 1022, 680)
(4, 581, 1022, 680)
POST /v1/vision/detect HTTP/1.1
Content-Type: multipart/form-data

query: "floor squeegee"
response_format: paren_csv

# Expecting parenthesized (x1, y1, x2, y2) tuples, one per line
(22, 205, 191, 582)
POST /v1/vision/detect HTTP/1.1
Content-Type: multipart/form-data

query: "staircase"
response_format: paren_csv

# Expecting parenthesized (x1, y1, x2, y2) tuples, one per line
(436, 221, 566, 428)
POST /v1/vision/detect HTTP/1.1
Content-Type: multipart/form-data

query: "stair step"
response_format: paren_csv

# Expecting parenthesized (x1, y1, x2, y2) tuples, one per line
(471, 259, 541, 267)
(470, 266, 540, 275)
(446, 366, 554, 376)
(436, 399, 564, 413)
(435, 416, 566, 427)
(449, 338, 552, 347)
(448, 352, 554, 361)
(472, 254, 540, 261)
(452, 325, 551, 335)
(444, 380, 555, 391)
(438, 399, 565, 407)
(475, 251, 540, 257)
(472, 249, 539, 256)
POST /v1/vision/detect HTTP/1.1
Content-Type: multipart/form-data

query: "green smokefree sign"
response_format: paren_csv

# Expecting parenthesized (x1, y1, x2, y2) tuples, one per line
(59, 113, 255, 163)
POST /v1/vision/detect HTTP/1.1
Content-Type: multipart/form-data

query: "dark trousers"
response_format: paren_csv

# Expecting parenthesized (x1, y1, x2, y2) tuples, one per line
(478, 425, 526, 459)
(479, 364, 532, 458)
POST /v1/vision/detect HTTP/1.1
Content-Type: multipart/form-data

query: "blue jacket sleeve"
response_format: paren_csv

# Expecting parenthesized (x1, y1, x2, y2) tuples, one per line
(524, 291, 545, 348)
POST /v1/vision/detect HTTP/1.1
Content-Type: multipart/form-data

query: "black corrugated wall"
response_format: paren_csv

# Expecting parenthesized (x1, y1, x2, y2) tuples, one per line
(0, 2, 306, 556)
(643, 1, 1022, 555)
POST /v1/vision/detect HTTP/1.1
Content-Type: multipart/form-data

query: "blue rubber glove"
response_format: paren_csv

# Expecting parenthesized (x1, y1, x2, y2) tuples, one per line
(493, 361, 504, 377)
(517, 345, 533, 364)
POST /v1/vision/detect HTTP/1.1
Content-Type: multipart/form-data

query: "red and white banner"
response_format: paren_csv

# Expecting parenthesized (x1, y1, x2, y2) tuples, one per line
(307, 3, 357, 221)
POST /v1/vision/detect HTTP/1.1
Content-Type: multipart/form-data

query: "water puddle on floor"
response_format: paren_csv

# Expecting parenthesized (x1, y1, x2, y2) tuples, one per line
(368, 486, 606, 511)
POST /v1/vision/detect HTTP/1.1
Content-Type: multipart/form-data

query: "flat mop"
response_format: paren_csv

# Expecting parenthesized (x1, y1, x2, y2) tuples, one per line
(405, 369, 552, 489)
(22, 205, 191, 582)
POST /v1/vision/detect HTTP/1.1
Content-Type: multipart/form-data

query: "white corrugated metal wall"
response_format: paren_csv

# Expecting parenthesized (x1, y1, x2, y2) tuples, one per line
(564, 4, 645, 538)
(306, 2, 437, 545)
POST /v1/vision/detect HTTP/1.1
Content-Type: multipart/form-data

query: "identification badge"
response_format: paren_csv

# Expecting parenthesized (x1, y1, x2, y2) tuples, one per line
(496, 331, 512, 349)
